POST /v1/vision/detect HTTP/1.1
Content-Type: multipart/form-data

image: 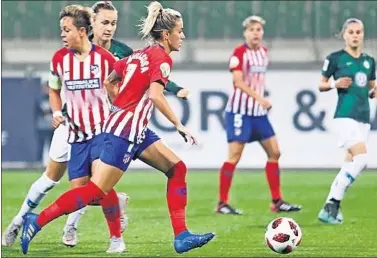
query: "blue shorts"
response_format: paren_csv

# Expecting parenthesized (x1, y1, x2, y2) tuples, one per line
(225, 112, 275, 143)
(133, 128, 161, 160)
(68, 133, 105, 181)
(100, 128, 160, 171)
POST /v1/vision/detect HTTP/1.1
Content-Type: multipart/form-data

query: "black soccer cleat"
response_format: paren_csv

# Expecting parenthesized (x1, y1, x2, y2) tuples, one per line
(270, 199, 302, 213)
(216, 201, 243, 215)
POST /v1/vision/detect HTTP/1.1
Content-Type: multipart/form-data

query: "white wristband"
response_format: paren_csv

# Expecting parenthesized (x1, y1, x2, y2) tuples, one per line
(53, 110, 63, 118)
(330, 80, 336, 89)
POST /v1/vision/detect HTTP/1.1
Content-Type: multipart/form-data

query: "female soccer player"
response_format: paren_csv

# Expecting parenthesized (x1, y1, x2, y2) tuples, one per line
(22, 5, 126, 254)
(318, 18, 376, 224)
(21, 1, 214, 255)
(61, 0, 190, 246)
(216, 16, 301, 215)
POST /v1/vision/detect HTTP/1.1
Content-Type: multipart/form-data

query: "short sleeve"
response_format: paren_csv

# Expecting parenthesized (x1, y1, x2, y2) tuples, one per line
(48, 52, 62, 90)
(150, 54, 172, 87)
(229, 47, 244, 72)
(321, 54, 337, 78)
(113, 59, 126, 77)
(107, 54, 116, 74)
(370, 57, 376, 81)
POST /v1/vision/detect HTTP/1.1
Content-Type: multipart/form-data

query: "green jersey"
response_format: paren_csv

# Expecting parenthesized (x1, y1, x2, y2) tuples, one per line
(108, 39, 133, 60)
(322, 49, 376, 123)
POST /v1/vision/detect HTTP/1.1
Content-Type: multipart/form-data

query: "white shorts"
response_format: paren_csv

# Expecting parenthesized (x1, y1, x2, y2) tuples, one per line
(332, 118, 370, 149)
(49, 124, 70, 162)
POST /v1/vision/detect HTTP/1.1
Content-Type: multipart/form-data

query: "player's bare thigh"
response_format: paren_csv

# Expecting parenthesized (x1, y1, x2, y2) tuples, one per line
(91, 159, 123, 194)
(227, 142, 245, 164)
(260, 136, 281, 162)
(45, 159, 67, 182)
(138, 140, 181, 173)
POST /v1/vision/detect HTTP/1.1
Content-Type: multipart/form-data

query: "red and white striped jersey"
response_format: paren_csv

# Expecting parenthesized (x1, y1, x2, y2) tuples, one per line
(103, 45, 172, 144)
(226, 43, 269, 116)
(49, 44, 116, 143)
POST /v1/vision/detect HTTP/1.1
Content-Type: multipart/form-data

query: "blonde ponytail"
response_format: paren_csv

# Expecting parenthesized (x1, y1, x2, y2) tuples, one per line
(139, 1, 163, 39)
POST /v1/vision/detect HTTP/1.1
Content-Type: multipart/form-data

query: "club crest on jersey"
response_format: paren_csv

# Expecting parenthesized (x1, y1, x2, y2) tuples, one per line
(355, 72, 367, 87)
(90, 64, 99, 75)
(123, 153, 132, 164)
(363, 60, 370, 69)
(160, 62, 171, 78)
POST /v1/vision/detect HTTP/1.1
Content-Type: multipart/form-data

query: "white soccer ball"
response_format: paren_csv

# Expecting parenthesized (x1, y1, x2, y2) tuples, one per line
(265, 217, 302, 254)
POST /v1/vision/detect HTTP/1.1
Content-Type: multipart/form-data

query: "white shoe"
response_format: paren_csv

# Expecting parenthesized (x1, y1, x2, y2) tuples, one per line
(62, 226, 78, 247)
(106, 236, 126, 253)
(117, 193, 130, 233)
(2, 220, 21, 247)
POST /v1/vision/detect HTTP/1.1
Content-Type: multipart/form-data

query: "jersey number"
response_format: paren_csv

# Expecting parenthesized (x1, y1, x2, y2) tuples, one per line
(234, 114, 243, 128)
(119, 63, 138, 93)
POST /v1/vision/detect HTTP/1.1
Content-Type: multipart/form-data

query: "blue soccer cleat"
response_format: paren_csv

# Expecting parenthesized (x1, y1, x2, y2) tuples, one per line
(20, 213, 41, 254)
(174, 230, 215, 254)
(318, 202, 343, 224)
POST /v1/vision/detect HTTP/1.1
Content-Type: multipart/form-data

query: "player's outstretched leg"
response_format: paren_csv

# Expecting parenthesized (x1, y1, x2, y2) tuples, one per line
(166, 161, 215, 253)
(318, 152, 367, 224)
(20, 181, 109, 254)
(2, 168, 61, 247)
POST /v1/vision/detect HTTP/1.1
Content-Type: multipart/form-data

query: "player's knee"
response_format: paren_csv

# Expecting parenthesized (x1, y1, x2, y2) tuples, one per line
(228, 151, 242, 164)
(166, 160, 187, 179)
(45, 160, 66, 182)
(268, 149, 281, 161)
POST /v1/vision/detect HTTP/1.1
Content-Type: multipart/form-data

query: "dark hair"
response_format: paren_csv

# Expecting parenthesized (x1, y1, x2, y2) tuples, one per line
(59, 5, 93, 34)
(139, 1, 182, 41)
(91, 1, 117, 14)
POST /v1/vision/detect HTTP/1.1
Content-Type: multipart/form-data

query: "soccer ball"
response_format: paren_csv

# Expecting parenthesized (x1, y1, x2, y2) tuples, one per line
(265, 217, 302, 254)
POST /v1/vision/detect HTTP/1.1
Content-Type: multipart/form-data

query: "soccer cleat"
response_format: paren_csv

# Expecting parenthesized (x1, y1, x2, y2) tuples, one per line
(216, 201, 243, 215)
(20, 213, 41, 254)
(174, 230, 215, 254)
(2, 220, 22, 247)
(318, 201, 343, 224)
(117, 192, 130, 233)
(270, 200, 302, 213)
(106, 236, 126, 253)
(62, 226, 78, 247)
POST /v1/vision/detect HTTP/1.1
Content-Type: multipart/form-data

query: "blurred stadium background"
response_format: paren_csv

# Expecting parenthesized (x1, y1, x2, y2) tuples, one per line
(2, 1, 377, 169)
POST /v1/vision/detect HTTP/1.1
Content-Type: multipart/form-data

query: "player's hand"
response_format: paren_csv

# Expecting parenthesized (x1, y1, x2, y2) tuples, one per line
(259, 98, 272, 110)
(176, 88, 190, 100)
(335, 77, 353, 89)
(176, 124, 198, 145)
(52, 116, 65, 129)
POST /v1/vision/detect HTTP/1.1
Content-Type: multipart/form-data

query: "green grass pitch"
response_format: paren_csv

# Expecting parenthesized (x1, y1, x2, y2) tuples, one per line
(2, 170, 377, 257)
